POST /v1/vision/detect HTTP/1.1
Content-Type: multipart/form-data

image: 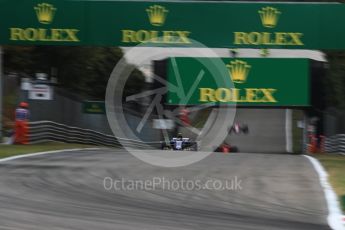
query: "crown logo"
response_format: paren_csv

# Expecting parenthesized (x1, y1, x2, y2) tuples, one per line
(34, 3, 56, 24)
(146, 5, 168, 26)
(226, 60, 251, 84)
(258, 7, 281, 28)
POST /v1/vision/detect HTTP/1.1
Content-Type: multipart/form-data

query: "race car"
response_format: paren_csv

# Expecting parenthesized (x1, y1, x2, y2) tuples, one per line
(214, 143, 238, 153)
(161, 134, 198, 151)
(229, 123, 249, 135)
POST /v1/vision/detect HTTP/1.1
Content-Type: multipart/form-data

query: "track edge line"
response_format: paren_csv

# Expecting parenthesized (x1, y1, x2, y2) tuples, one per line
(0, 147, 103, 163)
(303, 154, 344, 230)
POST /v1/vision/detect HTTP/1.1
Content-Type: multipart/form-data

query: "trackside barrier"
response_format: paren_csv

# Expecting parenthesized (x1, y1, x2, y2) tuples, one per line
(28, 121, 161, 149)
(324, 134, 345, 154)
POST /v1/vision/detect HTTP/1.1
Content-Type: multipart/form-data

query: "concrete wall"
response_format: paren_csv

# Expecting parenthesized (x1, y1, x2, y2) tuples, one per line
(24, 87, 161, 142)
(124, 112, 163, 143)
(23, 88, 112, 135)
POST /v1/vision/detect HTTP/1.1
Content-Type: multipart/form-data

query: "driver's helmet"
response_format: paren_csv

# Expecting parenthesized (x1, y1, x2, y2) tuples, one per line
(19, 102, 29, 108)
(177, 133, 183, 139)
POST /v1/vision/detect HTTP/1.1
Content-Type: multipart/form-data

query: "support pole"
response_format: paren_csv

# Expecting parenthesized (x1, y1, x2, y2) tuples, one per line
(0, 46, 3, 142)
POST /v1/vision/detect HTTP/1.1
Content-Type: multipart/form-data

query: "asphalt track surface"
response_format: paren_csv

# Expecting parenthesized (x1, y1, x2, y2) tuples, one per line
(0, 149, 331, 230)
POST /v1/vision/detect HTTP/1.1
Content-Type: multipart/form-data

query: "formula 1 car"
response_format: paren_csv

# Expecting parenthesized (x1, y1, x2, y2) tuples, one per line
(161, 135, 198, 151)
(229, 123, 249, 135)
(214, 143, 238, 153)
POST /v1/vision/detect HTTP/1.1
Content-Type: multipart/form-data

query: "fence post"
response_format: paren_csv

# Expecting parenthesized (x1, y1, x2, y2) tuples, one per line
(302, 113, 308, 153)
(319, 135, 325, 153)
(0, 46, 3, 142)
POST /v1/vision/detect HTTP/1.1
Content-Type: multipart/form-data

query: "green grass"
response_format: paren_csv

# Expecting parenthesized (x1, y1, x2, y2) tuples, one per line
(0, 142, 95, 159)
(315, 154, 345, 211)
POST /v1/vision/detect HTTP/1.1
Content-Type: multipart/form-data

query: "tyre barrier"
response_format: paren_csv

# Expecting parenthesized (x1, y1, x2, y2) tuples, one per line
(324, 134, 345, 154)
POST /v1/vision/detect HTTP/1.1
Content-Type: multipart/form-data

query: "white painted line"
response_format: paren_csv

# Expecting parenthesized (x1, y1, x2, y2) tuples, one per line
(304, 155, 344, 230)
(285, 109, 293, 153)
(0, 147, 102, 163)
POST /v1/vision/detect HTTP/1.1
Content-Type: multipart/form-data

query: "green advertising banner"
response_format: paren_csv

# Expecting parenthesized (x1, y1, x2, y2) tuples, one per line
(0, 0, 345, 49)
(167, 58, 309, 106)
(82, 101, 105, 114)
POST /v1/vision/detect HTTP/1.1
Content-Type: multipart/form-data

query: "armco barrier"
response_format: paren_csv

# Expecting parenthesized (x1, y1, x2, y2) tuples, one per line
(28, 121, 160, 149)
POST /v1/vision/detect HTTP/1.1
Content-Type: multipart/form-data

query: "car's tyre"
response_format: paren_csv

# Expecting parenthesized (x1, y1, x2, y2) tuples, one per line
(190, 142, 198, 151)
(231, 146, 239, 152)
(161, 143, 171, 150)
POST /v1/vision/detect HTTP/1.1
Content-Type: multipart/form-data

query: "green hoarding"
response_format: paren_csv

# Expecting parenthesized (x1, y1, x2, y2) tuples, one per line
(167, 58, 309, 106)
(0, 0, 345, 49)
(82, 101, 105, 114)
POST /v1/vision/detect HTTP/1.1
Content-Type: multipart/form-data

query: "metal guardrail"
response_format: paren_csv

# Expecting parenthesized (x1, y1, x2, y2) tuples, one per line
(28, 120, 160, 148)
(325, 134, 345, 154)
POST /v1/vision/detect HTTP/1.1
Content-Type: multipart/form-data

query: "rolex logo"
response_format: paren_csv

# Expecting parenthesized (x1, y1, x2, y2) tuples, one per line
(34, 3, 56, 24)
(226, 60, 251, 84)
(146, 5, 168, 26)
(258, 7, 281, 28)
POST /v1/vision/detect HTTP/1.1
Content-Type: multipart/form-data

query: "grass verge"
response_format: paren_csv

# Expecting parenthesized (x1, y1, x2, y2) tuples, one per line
(0, 142, 95, 159)
(314, 154, 345, 212)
